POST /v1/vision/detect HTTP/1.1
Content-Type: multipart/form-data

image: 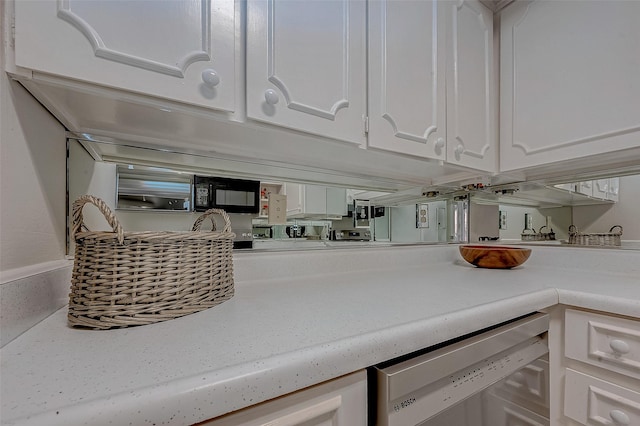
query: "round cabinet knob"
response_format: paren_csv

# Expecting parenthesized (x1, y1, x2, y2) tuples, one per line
(201, 69, 220, 87)
(264, 89, 279, 105)
(610, 409, 630, 425)
(610, 339, 631, 355)
(434, 138, 445, 150)
(455, 144, 465, 155)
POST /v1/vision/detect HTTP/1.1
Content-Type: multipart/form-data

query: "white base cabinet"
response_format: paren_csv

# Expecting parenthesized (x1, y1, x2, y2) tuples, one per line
(549, 307, 640, 426)
(202, 371, 367, 426)
(564, 369, 640, 426)
(500, 0, 640, 172)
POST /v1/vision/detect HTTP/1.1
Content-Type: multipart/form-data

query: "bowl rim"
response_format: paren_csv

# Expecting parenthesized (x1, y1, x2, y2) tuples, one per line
(459, 245, 532, 252)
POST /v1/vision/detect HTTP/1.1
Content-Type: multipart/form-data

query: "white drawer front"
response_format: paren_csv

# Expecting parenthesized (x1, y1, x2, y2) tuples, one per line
(565, 309, 640, 380)
(564, 368, 640, 426)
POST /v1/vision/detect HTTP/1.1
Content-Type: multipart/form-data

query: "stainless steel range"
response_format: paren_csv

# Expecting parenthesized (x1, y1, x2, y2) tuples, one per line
(331, 229, 371, 241)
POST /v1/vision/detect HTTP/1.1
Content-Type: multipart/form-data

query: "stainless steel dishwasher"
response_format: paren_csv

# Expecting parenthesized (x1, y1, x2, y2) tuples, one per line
(370, 312, 549, 426)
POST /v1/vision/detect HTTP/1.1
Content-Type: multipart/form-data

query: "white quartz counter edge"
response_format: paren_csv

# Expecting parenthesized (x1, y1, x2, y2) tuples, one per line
(3, 290, 559, 426)
(2, 245, 639, 425)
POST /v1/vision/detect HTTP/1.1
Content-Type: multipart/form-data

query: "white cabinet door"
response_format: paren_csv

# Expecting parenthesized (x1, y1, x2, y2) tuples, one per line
(285, 185, 345, 218)
(576, 181, 593, 197)
(592, 179, 610, 200)
(14, 0, 236, 112)
(326, 188, 348, 217)
(246, 0, 366, 146)
(445, 0, 496, 172)
(203, 371, 367, 426)
(285, 183, 327, 217)
(608, 177, 620, 202)
(500, 0, 640, 171)
(368, 0, 447, 160)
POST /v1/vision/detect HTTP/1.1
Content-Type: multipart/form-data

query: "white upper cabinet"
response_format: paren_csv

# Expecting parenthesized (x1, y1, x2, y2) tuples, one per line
(246, 0, 367, 146)
(445, 0, 496, 172)
(368, 0, 495, 170)
(368, 0, 447, 160)
(500, 0, 640, 171)
(13, 0, 236, 112)
(285, 183, 347, 218)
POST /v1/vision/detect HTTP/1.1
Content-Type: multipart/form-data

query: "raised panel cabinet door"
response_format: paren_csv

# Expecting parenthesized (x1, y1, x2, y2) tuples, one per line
(608, 177, 620, 202)
(203, 371, 367, 425)
(500, 0, 640, 171)
(13, 0, 236, 112)
(246, 0, 367, 146)
(368, 0, 447, 160)
(445, 0, 496, 172)
(592, 179, 609, 200)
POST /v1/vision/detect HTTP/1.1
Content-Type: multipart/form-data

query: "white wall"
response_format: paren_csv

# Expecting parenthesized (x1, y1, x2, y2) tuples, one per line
(498, 205, 572, 242)
(572, 175, 640, 241)
(390, 201, 446, 243)
(0, 39, 66, 271)
(1, 0, 69, 346)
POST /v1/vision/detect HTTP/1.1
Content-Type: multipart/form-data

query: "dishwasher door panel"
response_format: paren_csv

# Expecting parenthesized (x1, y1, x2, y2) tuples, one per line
(373, 313, 549, 426)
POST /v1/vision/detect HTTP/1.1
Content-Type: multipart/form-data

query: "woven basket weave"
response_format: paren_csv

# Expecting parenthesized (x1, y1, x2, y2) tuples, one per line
(68, 195, 235, 329)
(568, 225, 623, 247)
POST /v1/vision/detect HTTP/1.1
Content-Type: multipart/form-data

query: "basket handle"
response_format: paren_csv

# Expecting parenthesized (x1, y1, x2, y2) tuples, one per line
(568, 225, 578, 234)
(72, 195, 124, 244)
(609, 225, 623, 235)
(192, 209, 232, 233)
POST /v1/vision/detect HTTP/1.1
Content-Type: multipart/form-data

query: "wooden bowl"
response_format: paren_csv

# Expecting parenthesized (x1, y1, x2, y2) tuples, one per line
(459, 245, 532, 269)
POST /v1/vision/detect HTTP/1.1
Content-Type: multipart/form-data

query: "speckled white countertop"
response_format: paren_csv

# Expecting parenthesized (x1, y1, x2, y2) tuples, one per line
(1, 245, 639, 425)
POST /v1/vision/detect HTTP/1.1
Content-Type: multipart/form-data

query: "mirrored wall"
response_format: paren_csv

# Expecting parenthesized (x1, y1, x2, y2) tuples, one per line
(68, 139, 640, 252)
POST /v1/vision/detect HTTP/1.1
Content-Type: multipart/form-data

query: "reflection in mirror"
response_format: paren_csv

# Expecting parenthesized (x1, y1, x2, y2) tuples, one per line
(481, 175, 640, 249)
(68, 138, 640, 252)
(68, 139, 460, 252)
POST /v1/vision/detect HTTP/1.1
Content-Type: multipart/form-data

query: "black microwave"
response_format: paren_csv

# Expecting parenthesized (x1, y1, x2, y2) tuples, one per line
(193, 176, 260, 214)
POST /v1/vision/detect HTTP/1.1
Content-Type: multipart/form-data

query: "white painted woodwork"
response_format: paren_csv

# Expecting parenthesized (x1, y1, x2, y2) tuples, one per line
(326, 187, 348, 217)
(576, 181, 593, 198)
(13, 0, 236, 112)
(608, 178, 620, 202)
(592, 179, 610, 201)
(564, 368, 640, 426)
(500, 0, 640, 171)
(246, 0, 366, 146)
(368, 0, 447, 160)
(483, 392, 550, 426)
(565, 309, 640, 381)
(285, 184, 346, 218)
(445, 0, 496, 171)
(593, 178, 620, 202)
(202, 371, 367, 425)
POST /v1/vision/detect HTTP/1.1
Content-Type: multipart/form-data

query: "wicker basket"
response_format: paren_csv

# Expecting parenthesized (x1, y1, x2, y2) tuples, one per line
(68, 195, 235, 329)
(568, 225, 623, 247)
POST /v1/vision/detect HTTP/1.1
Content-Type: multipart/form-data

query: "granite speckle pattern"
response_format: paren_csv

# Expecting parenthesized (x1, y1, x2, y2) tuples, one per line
(1, 245, 639, 425)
